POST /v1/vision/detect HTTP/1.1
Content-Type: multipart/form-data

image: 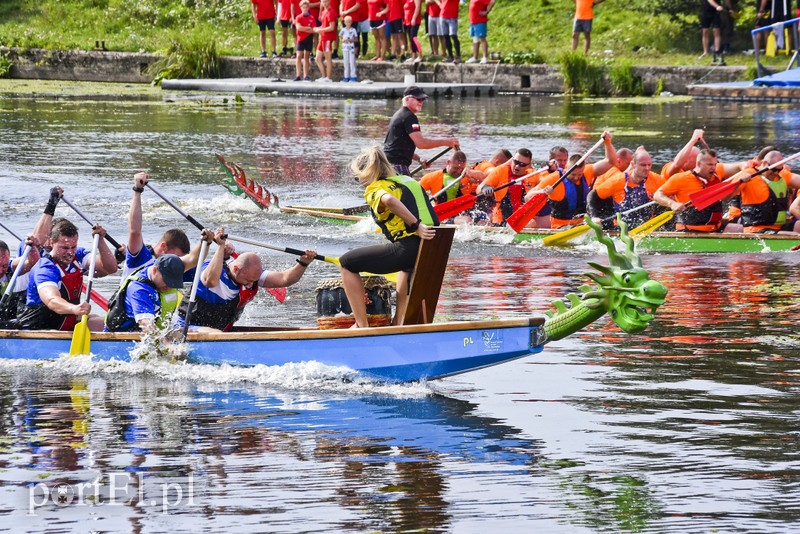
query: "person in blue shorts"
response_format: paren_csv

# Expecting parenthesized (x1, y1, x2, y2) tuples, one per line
(465, 0, 493, 63)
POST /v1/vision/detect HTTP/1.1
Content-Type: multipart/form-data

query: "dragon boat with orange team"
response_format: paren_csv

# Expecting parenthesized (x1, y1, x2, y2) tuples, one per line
(279, 205, 800, 254)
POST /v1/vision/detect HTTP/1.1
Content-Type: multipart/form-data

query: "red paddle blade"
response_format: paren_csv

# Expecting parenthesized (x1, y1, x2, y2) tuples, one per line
(434, 195, 477, 220)
(266, 287, 287, 303)
(689, 178, 740, 211)
(506, 193, 547, 233)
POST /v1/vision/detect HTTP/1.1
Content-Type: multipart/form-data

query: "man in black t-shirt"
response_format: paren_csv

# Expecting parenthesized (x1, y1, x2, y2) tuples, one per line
(383, 85, 459, 176)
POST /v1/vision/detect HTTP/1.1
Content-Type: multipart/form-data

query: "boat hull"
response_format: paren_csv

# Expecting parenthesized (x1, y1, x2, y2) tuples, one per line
(281, 207, 800, 253)
(0, 318, 546, 382)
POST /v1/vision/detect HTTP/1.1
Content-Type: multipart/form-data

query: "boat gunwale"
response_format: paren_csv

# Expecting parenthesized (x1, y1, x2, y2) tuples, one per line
(0, 317, 544, 342)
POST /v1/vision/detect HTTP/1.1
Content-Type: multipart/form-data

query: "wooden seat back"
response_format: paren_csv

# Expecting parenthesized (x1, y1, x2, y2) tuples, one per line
(401, 227, 455, 325)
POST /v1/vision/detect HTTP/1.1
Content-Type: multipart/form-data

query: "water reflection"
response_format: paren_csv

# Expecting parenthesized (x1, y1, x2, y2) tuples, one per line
(1, 373, 549, 531)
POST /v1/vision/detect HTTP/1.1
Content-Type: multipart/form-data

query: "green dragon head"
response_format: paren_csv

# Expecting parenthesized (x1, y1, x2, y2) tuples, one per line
(583, 215, 668, 333)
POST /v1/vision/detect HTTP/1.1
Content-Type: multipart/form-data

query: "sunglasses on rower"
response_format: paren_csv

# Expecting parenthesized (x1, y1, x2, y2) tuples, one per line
(511, 159, 530, 167)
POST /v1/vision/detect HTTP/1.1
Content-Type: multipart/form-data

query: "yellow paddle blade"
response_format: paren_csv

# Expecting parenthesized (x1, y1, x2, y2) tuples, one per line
(325, 256, 341, 266)
(629, 211, 675, 237)
(542, 224, 591, 246)
(69, 315, 90, 356)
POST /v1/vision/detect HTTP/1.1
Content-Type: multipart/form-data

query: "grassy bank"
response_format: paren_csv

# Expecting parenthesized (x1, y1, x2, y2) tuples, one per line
(0, 0, 768, 64)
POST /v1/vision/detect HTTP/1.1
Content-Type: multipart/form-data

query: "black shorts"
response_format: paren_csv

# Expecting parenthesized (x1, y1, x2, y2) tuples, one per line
(700, 9, 721, 29)
(339, 236, 421, 274)
(388, 18, 404, 34)
(297, 37, 314, 52)
(258, 19, 276, 31)
(280, 19, 292, 28)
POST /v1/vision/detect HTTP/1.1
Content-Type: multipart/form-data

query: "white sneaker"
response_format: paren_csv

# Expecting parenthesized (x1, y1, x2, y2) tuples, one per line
(480, 57, 488, 64)
(465, 57, 477, 64)
(316, 77, 332, 83)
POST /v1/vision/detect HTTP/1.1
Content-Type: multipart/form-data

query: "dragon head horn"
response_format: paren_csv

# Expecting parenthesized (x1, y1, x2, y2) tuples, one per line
(616, 215, 642, 269)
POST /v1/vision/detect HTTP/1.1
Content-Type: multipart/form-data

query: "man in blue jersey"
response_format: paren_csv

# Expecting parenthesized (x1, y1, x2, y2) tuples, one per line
(123, 172, 194, 280)
(175, 228, 316, 332)
(105, 254, 186, 332)
(18, 218, 118, 331)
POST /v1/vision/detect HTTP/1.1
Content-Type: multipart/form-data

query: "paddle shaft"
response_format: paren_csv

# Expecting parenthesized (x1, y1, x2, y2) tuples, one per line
(545, 137, 608, 194)
(0, 221, 22, 241)
(226, 234, 335, 264)
(602, 200, 658, 223)
(69, 233, 101, 356)
(410, 146, 453, 176)
(146, 183, 332, 264)
(181, 240, 209, 342)
(431, 170, 467, 200)
(59, 196, 125, 257)
(83, 233, 101, 308)
(0, 244, 31, 307)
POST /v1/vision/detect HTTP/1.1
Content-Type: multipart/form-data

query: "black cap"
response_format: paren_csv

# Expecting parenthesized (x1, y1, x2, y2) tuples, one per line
(403, 85, 428, 100)
(155, 254, 185, 289)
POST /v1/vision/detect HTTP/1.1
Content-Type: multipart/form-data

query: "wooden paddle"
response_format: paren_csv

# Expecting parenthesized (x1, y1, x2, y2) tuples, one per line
(60, 196, 126, 264)
(542, 201, 659, 246)
(69, 232, 100, 356)
(507, 137, 606, 233)
(434, 166, 549, 220)
(343, 146, 454, 215)
(690, 151, 800, 211)
(181, 239, 209, 342)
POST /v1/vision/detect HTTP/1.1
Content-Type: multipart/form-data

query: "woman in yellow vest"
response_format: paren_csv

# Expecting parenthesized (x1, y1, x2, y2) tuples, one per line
(339, 145, 439, 327)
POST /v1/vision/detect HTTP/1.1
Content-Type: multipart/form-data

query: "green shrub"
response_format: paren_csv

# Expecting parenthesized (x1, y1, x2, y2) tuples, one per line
(147, 36, 221, 85)
(559, 51, 607, 96)
(0, 53, 12, 78)
(504, 50, 547, 65)
(609, 60, 644, 96)
(740, 65, 759, 81)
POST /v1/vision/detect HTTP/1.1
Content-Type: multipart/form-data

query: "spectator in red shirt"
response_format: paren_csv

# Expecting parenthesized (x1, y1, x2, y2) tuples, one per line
(252, 0, 279, 58)
(314, 0, 338, 81)
(465, 0, 494, 63)
(294, 0, 317, 80)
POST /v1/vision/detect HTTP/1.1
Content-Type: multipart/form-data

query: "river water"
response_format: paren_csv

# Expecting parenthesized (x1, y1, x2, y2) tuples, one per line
(1, 88, 799, 532)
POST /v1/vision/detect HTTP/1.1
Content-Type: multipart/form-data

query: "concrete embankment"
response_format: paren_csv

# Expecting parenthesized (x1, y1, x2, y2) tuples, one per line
(1, 47, 748, 96)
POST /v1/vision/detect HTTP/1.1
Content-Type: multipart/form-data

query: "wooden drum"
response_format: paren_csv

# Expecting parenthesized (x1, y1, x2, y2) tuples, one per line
(315, 276, 393, 329)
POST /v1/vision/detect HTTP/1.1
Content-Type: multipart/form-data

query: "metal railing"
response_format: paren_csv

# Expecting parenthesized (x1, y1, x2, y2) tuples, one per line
(752, 17, 800, 78)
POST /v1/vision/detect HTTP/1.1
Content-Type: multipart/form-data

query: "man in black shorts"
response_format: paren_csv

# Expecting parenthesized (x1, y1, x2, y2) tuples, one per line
(700, 0, 733, 62)
(383, 85, 460, 176)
